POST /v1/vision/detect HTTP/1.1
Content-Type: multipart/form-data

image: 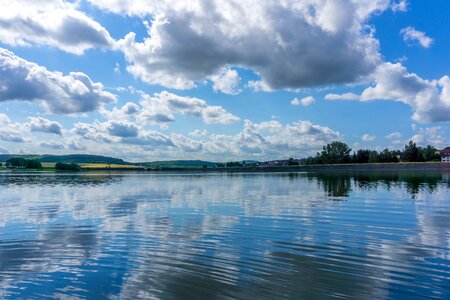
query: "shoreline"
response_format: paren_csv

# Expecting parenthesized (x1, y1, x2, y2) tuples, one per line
(150, 162, 450, 173)
(2, 162, 449, 173)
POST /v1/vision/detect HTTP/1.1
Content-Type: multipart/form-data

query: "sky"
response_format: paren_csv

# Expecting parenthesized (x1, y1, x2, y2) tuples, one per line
(0, 0, 449, 162)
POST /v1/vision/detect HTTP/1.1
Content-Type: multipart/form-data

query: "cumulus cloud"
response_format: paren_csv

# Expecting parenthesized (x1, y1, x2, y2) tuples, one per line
(209, 68, 241, 95)
(106, 121, 139, 138)
(27, 117, 63, 135)
(171, 134, 203, 152)
(385, 131, 402, 139)
(362, 134, 376, 142)
(198, 119, 341, 159)
(70, 116, 340, 160)
(325, 62, 450, 123)
(39, 141, 65, 150)
(325, 93, 360, 101)
(89, 0, 382, 90)
(291, 96, 315, 106)
(0, 0, 115, 54)
(100, 102, 140, 121)
(391, 1, 408, 12)
(0, 48, 116, 114)
(73, 120, 174, 148)
(400, 27, 433, 48)
(247, 80, 273, 93)
(67, 139, 86, 151)
(137, 91, 239, 125)
(189, 129, 208, 138)
(0, 113, 30, 143)
(410, 126, 448, 148)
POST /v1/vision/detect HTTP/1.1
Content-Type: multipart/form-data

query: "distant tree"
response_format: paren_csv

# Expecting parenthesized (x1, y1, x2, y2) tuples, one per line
(368, 151, 379, 163)
(0, 162, 2, 167)
(319, 141, 352, 164)
(6, 157, 41, 169)
(26, 159, 42, 169)
(420, 145, 440, 161)
(55, 162, 81, 171)
(353, 149, 371, 164)
(402, 141, 421, 162)
(6, 157, 28, 168)
(288, 158, 299, 166)
(225, 161, 243, 168)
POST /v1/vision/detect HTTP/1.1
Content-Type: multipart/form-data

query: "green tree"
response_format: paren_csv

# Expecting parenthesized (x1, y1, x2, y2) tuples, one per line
(319, 141, 352, 164)
(420, 145, 440, 161)
(26, 159, 42, 169)
(288, 158, 299, 166)
(6, 157, 42, 169)
(6, 157, 28, 167)
(402, 141, 421, 162)
(55, 162, 81, 171)
(368, 151, 379, 163)
(353, 149, 371, 164)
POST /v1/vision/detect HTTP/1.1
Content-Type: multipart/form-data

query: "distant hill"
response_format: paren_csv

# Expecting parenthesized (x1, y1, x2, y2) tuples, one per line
(0, 154, 130, 165)
(142, 160, 218, 168)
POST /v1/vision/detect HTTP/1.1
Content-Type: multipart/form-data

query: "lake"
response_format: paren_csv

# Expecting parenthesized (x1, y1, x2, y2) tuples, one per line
(0, 171, 449, 299)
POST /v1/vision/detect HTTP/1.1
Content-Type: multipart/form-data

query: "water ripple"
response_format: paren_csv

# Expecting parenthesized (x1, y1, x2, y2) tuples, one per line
(0, 171, 449, 299)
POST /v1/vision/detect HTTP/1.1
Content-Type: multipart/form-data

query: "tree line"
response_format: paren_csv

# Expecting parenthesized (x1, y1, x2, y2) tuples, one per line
(5, 157, 42, 169)
(4, 157, 81, 171)
(302, 141, 441, 165)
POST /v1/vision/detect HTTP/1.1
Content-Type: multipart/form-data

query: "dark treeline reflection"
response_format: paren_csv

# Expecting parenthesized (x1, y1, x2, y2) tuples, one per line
(301, 171, 448, 198)
(0, 172, 122, 187)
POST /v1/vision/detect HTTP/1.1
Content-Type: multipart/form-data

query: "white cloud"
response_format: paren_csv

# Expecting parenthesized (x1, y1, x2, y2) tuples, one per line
(67, 139, 86, 151)
(171, 134, 203, 152)
(91, 0, 383, 91)
(391, 1, 408, 12)
(325, 62, 450, 123)
(0, 113, 30, 143)
(362, 133, 376, 142)
(39, 141, 65, 150)
(325, 93, 360, 101)
(137, 91, 239, 125)
(400, 27, 433, 48)
(100, 102, 140, 121)
(189, 129, 208, 138)
(114, 63, 121, 74)
(291, 96, 315, 106)
(247, 80, 273, 93)
(385, 131, 402, 139)
(106, 121, 139, 138)
(70, 116, 340, 160)
(410, 126, 448, 148)
(0, 48, 116, 114)
(27, 117, 63, 135)
(209, 68, 241, 95)
(73, 120, 174, 148)
(0, 0, 115, 55)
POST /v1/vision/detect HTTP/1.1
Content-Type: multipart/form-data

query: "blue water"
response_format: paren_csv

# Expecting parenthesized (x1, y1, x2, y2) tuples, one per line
(0, 171, 449, 299)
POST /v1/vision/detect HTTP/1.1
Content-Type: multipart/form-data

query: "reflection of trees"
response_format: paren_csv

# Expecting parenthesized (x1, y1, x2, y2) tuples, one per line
(306, 172, 445, 198)
(306, 173, 352, 197)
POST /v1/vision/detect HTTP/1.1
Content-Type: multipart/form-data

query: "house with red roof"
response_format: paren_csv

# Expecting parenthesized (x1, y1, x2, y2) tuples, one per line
(441, 149, 450, 162)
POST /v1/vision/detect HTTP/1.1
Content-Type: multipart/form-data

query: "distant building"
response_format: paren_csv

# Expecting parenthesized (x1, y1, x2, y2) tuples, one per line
(441, 149, 450, 162)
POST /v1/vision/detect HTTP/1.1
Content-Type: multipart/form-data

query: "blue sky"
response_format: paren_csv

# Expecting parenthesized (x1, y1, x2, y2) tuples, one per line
(0, 0, 449, 161)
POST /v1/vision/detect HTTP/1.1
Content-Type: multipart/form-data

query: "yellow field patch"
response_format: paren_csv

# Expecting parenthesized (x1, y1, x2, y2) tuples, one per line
(79, 163, 143, 169)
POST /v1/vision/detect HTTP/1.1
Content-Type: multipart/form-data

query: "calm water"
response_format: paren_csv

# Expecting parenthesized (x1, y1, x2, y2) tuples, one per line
(0, 171, 449, 299)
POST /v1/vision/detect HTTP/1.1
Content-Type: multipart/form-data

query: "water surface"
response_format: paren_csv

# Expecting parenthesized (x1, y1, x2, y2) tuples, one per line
(0, 171, 449, 299)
